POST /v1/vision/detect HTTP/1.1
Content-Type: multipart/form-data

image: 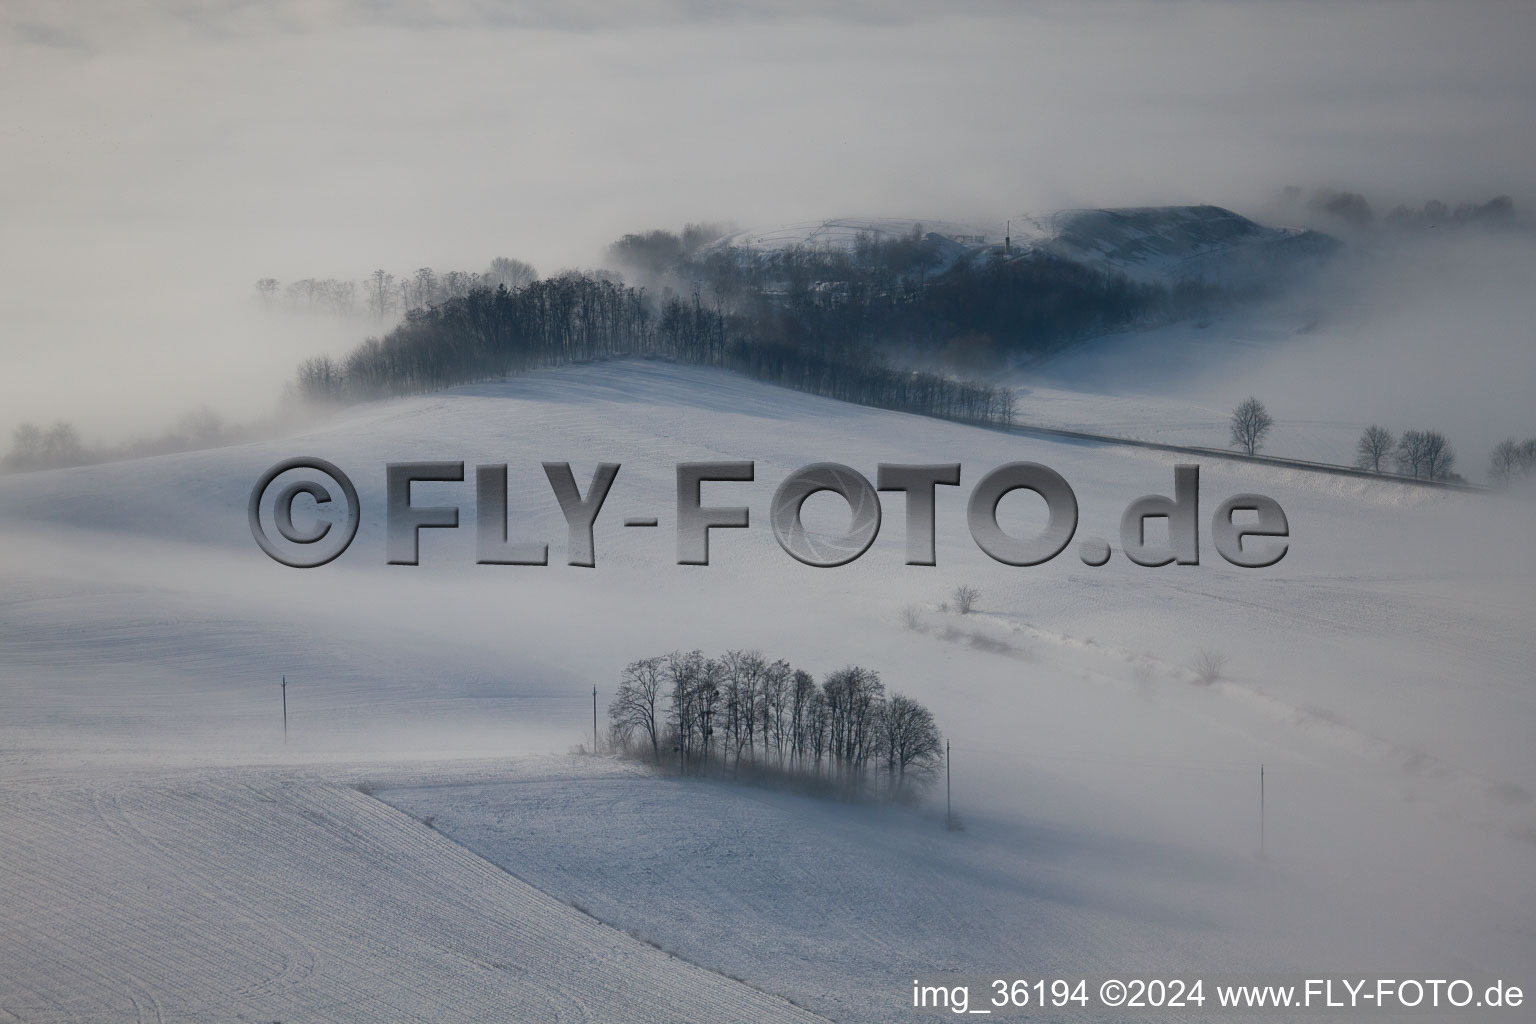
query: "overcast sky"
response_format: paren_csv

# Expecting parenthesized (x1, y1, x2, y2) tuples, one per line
(2, 0, 1534, 439)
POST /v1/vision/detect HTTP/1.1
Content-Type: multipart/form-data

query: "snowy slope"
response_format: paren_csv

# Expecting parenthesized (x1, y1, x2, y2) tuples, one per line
(707, 206, 1334, 286)
(1003, 307, 1370, 466)
(1037, 206, 1338, 286)
(1, 360, 1532, 1019)
(380, 763, 1531, 1024)
(0, 762, 830, 1024)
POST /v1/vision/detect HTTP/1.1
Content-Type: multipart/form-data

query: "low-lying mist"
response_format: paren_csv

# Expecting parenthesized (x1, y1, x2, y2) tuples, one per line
(3, 0, 1534, 447)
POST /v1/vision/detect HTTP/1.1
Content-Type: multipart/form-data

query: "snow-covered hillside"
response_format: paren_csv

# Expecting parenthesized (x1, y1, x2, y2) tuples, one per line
(709, 205, 1335, 286)
(1037, 206, 1338, 286)
(1003, 306, 1368, 466)
(1, 361, 1532, 1020)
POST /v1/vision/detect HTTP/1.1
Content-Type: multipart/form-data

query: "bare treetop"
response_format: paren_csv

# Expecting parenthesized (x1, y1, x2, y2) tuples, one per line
(1229, 397, 1273, 456)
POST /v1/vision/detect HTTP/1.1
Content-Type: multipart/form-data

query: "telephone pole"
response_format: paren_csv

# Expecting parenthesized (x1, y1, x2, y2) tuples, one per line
(1259, 763, 1266, 860)
(945, 739, 952, 830)
(592, 685, 598, 753)
(281, 676, 288, 744)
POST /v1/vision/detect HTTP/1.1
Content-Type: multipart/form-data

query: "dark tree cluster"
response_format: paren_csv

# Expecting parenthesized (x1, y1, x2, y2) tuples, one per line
(665, 230, 1182, 370)
(608, 650, 944, 800)
(292, 270, 1017, 426)
(601, 221, 1201, 373)
(291, 222, 1194, 422)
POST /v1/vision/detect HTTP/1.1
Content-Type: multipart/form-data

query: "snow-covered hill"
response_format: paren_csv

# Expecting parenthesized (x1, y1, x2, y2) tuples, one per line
(1, 361, 1531, 1020)
(709, 205, 1336, 286)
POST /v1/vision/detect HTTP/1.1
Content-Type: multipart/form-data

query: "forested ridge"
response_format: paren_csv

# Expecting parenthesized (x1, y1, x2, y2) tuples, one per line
(291, 226, 1209, 425)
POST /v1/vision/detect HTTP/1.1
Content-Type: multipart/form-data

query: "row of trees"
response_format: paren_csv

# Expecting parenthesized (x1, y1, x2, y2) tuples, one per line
(1355, 425, 1457, 480)
(608, 651, 944, 799)
(4, 421, 84, 471)
(609, 223, 1194, 370)
(258, 258, 538, 319)
(1275, 187, 1517, 232)
(292, 272, 1017, 426)
(1229, 400, 1468, 483)
(285, 220, 1219, 427)
(4, 407, 246, 473)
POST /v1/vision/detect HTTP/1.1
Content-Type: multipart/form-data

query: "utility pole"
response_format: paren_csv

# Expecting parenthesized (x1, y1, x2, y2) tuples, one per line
(945, 739, 952, 830)
(281, 676, 288, 744)
(592, 685, 598, 753)
(1260, 763, 1266, 860)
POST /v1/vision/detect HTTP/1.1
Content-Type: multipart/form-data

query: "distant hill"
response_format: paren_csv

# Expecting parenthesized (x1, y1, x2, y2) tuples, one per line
(708, 205, 1337, 287)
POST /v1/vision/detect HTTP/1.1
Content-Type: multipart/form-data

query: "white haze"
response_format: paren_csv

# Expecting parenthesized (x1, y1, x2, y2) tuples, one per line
(2, 0, 1535, 445)
(1228, 230, 1536, 470)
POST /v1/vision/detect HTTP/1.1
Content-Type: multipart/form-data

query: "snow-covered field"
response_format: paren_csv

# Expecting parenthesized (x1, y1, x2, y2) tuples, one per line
(1004, 309, 1374, 468)
(2, 360, 1532, 1021)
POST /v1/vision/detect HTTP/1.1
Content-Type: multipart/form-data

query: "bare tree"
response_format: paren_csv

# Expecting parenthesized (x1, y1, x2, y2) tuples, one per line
(718, 649, 751, 767)
(1420, 430, 1455, 480)
(822, 666, 885, 779)
(1489, 437, 1536, 486)
(997, 386, 1017, 427)
(1396, 429, 1455, 480)
(414, 267, 439, 307)
(1356, 424, 1394, 472)
(804, 688, 829, 770)
(760, 659, 791, 766)
(1396, 430, 1429, 477)
(789, 669, 816, 765)
(441, 270, 479, 301)
(1489, 438, 1522, 485)
(664, 649, 707, 771)
(609, 656, 666, 760)
(881, 694, 942, 791)
(485, 257, 538, 291)
(1229, 397, 1273, 456)
(367, 269, 395, 319)
(1193, 650, 1227, 686)
(952, 585, 980, 615)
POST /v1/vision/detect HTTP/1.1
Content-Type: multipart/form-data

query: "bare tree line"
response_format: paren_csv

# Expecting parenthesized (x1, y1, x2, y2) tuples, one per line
(1225, 400, 1473, 483)
(257, 258, 538, 319)
(292, 272, 1018, 427)
(3, 406, 274, 474)
(612, 222, 1195, 372)
(608, 651, 944, 800)
(1353, 424, 1458, 480)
